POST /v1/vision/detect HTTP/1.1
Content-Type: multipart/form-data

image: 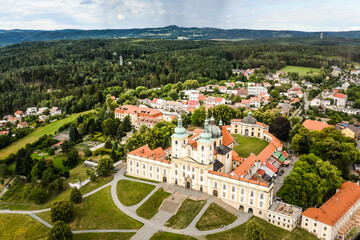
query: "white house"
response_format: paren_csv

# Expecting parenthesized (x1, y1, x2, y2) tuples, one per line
(248, 83, 268, 96)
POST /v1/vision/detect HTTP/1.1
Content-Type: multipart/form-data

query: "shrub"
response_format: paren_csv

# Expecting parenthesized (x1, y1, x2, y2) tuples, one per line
(48, 221, 72, 240)
(30, 187, 48, 204)
(70, 187, 82, 203)
(50, 200, 74, 223)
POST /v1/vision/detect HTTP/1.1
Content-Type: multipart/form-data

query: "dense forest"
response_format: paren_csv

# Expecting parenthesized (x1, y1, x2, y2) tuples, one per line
(1, 38, 360, 116)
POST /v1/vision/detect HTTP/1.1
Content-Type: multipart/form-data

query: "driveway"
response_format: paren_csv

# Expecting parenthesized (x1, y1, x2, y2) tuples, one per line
(274, 154, 299, 196)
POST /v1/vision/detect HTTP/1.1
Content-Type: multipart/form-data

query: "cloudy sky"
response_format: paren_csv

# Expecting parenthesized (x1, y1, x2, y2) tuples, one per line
(0, 0, 359, 31)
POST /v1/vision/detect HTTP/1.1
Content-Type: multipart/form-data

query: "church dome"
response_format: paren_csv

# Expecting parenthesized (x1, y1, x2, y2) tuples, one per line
(174, 116, 186, 134)
(209, 116, 222, 138)
(242, 111, 257, 125)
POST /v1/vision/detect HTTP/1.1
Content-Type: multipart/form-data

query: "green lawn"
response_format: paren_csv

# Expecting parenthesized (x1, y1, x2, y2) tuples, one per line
(165, 199, 206, 229)
(37, 186, 143, 230)
(136, 188, 171, 219)
(117, 180, 155, 206)
(233, 135, 269, 158)
(280, 65, 321, 75)
(124, 174, 161, 183)
(31, 152, 50, 160)
(206, 216, 318, 240)
(0, 214, 49, 240)
(73, 232, 135, 240)
(196, 203, 236, 231)
(150, 232, 197, 240)
(52, 154, 68, 171)
(0, 110, 94, 160)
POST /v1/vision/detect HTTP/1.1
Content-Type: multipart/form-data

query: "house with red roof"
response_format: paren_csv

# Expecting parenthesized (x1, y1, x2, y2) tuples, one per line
(115, 105, 162, 126)
(302, 120, 334, 131)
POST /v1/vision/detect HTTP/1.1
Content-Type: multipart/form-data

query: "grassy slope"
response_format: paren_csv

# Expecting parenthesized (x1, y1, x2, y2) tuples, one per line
(233, 135, 269, 158)
(196, 203, 236, 231)
(206, 216, 318, 240)
(117, 180, 155, 206)
(165, 199, 206, 229)
(0, 214, 49, 240)
(0, 109, 94, 159)
(136, 188, 171, 219)
(280, 65, 321, 75)
(150, 232, 197, 240)
(73, 232, 135, 240)
(37, 186, 143, 230)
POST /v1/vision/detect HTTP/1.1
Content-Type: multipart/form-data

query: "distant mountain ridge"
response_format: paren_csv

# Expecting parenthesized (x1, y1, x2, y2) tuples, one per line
(1, 25, 360, 46)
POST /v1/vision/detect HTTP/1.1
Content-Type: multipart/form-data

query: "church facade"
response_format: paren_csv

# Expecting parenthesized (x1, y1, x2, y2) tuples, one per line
(126, 113, 283, 219)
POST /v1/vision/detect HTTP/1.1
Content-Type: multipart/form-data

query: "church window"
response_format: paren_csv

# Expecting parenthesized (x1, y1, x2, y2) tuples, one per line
(150, 166, 152, 171)
(250, 191, 254, 197)
(223, 184, 226, 190)
(192, 167, 195, 172)
(241, 188, 245, 195)
(192, 174, 195, 180)
(163, 169, 166, 175)
(136, 162, 139, 167)
(201, 146, 204, 151)
(232, 186, 235, 192)
(183, 172, 185, 177)
(183, 165, 185, 170)
(175, 170, 178, 175)
(260, 193, 264, 200)
(129, 161, 132, 166)
(187, 165, 190, 171)
(214, 182, 217, 188)
(187, 149, 191, 157)
(175, 163, 178, 168)
(175, 140, 178, 145)
(143, 164, 146, 169)
(200, 176, 203, 182)
(231, 194, 235, 200)
(156, 167, 159, 172)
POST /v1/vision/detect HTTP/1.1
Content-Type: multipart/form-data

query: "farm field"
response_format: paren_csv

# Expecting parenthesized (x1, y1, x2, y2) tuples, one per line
(280, 65, 321, 75)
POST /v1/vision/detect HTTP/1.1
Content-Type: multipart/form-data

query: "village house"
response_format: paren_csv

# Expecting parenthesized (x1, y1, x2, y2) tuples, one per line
(50, 107, 62, 116)
(14, 111, 23, 119)
(302, 120, 334, 131)
(37, 107, 49, 115)
(135, 117, 163, 130)
(26, 107, 37, 115)
(151, 98, 166, 109)
(17, 121, 28, 129)
(248, 82, 268, 96)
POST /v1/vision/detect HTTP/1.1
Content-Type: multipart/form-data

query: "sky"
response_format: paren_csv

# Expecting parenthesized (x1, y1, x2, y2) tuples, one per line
(0, 0, 360, 31)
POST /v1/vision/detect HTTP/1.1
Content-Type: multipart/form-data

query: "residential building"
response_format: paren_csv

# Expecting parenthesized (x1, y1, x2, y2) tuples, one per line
(135, 117, 163, 130)
(301, 182, 360, 240)
(267, 201, 302, 231)
(14, 111, 23, 119)
(151, 98, 166, 109)
(163, 101, 183, 112)
(50, 107, 62, 116)
(26, 107, 37, 115)
(248, 83, 268, 96)
(37, 107, 49, 115)
(115, 105, 162, 126)
(302, 120, 334, 131)
(17, 121, 28, 129)
(341, 125, 360, 140)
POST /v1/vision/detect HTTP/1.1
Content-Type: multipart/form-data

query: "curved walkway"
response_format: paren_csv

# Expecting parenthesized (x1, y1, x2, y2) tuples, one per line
(0, 165, 252, 239)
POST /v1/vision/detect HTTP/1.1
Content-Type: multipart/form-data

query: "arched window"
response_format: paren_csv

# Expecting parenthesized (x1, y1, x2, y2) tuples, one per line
(187, 148, 191, 157)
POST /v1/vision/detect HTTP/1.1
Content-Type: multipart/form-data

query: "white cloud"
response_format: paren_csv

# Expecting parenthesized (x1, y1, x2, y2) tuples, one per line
(117, 14, 126, 20)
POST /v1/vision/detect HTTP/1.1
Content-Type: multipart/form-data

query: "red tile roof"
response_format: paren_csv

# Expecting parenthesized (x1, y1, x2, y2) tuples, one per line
(214, 97, 224, 102)
(302, 182, 360, 226)
(152, 98, 158, 103)
(199, 94, 206, 101)
(128, 145, 170, 164)
(14, 111, 23, 115)
(333, 92, 347, 99)
(221, 127, 234, 146)
(187, 100, 199, 106)
(302, 120, 334, 131)
(115, 105, 162, 117)
(231, 153, 258, 177)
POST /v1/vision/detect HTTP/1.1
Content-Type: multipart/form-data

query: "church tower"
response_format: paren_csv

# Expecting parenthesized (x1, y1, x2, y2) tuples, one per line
(197, 118, 214, 164)
(171, 116, 188, 158)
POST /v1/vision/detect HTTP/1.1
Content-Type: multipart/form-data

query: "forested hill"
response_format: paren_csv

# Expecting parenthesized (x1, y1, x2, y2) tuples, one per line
(1, 25, 360, 46)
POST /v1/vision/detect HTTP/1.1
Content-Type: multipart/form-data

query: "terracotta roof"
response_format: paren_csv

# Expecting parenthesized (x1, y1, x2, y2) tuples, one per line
(187, 100, 199, 106)
(232, 150, 244, 162)
(152, 98, 158, 103)
(231, 153, 258, 177)
(257, 169, 266, 176)
(190, 129, 203, 139)
(152, 147, 166, 158)
(53, 141, 64, 147)
(136, 117, 162, 125)
(302, 120, 334, 131)
(115, 105, 162, 117)
(302, 182, 360, 226)
(0, 131, 9, 135)
(214, 97, 224, 102)
(188, 139, 198, 148)
(333, 92, 347, 99)
(187, 107, 195, 112)
(14, 111, 23, 115)
(221, 127, 234, 146)
(199, 94, 206, 101)
(232, 119, 242, 122)
(257, 142, 277, 164)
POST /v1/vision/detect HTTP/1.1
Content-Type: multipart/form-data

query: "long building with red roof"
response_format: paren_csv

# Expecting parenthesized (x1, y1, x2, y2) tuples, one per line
(302, 181, 360, 240)
(127, 113, 285, 220)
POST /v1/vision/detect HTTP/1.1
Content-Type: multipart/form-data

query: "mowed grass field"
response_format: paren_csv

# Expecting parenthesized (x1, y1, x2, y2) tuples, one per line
(280, 65, 321, 75)
(0, 109, 94, 160)
(232, 135, 269, 158)
(0, 214, 49, 240)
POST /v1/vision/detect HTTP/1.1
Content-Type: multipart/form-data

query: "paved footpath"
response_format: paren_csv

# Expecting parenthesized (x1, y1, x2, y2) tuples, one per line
(0, 165, 252, 239)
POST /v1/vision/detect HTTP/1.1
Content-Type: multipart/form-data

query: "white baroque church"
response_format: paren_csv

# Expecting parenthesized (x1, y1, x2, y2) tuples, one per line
(126, 113, 283, 218)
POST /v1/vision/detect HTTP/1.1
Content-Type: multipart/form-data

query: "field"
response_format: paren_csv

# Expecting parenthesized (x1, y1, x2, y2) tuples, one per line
(73, 232, 135, 240)
(136, 188, 171, 219)
(37, 186, 143, 230)
(116, 180, 155, 206)
(195, 203, 236, 231)
(206, 216, 318, 240)
(150, 232, 197, 240)
(280, 65, 321, 75)
(0, 214, 49, 240)
(232, 135, 269, 158)
(0, 109, 94, 159)
(165, 199, 206, 229)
